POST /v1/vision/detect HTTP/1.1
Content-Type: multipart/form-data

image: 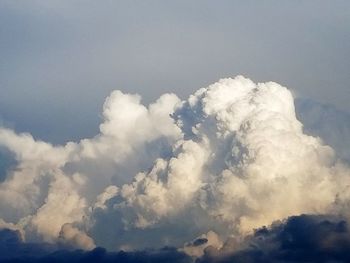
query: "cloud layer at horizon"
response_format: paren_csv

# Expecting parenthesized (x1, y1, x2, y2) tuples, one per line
(1, 214, 350, 262)
(0, 76, 350, 262)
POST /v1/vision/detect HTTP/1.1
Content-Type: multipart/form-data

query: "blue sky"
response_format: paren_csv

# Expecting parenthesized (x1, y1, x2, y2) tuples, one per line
(1, 0, 349, 143)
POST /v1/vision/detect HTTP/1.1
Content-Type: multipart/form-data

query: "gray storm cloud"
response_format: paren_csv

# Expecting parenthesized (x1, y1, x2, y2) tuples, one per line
(0, 76, 349, 253)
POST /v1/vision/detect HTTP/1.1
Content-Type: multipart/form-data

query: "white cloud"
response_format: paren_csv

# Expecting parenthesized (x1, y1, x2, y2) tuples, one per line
(0, 76, 349, 251)
(59, 223, 95, 250)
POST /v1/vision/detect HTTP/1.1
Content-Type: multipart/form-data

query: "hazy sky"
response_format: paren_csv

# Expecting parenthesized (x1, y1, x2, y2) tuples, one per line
(1, 0, 349, 143)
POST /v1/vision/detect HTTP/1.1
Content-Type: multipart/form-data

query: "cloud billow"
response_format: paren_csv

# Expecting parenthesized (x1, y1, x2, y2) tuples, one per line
(0, 76, 349, 261)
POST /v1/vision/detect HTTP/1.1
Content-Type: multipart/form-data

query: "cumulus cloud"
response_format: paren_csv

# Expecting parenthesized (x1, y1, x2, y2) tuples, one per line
(59, 223, 95, 250)
(0, 75, 349, 256)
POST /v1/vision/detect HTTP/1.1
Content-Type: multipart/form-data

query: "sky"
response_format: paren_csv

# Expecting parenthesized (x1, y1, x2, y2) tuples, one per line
(0, 0, 349, 144)
(1, 1, 350, 263)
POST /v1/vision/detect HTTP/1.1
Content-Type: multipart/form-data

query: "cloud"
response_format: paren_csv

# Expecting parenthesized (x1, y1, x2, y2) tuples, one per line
(0, 228, 191, 263)
(182, 231, 223, 258)
(0, 228, 59, 261)
(0, 89, 181, 247)
(1, 214, 350, 262)
(58, 223, 95, 250)
(198, 214, 350, 263)
(0, 229, 192, 263)
(0, 76, 349, 254)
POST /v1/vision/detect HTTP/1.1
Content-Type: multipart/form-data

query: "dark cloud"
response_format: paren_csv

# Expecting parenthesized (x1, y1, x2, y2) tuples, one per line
(192, 238, 209, 247)
(0, 228, 59, 261)
(2, 215, 350, 262)
(198, 214, 350, 263)
(0, 228, 191, 263)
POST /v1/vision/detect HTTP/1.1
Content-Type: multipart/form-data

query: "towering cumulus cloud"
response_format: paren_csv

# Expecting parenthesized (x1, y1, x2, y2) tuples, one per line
(0, 76, 349, 258)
